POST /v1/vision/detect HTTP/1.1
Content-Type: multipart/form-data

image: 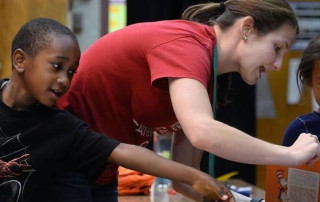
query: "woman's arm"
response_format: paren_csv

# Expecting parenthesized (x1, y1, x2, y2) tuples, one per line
(168, 78, 320, 167)
(108, 143, 234, 202)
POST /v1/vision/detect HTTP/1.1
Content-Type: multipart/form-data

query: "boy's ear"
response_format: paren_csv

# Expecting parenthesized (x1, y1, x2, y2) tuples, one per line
(12, 49, 28, 73)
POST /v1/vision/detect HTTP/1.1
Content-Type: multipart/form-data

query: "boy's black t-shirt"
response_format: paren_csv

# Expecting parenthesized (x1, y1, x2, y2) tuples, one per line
(0, 79, 120, 202)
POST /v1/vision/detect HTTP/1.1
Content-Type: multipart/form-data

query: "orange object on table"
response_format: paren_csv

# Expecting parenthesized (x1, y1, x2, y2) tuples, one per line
(118, 166, 155, 195)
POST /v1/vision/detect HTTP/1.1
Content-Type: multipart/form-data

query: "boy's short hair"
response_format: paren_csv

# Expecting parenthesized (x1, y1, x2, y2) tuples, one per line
(11, 18, 78, 59)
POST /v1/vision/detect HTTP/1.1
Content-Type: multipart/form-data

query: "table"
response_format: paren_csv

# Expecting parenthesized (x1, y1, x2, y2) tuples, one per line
(118, 178, 265, 202)
(228, 179, 265, 199)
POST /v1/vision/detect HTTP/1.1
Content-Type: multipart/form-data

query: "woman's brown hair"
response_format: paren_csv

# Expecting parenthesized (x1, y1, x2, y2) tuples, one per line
(182, 0, 299, 105)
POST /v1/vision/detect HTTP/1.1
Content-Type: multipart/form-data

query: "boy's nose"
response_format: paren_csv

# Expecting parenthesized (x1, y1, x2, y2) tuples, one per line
(56, 74, 70, 90)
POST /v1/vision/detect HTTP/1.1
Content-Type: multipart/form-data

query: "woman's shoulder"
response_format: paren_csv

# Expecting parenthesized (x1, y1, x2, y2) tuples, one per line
(125, 19, 215, 40)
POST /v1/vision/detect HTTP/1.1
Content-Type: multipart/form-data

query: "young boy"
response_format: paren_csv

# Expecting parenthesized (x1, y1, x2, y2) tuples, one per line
(0, 18, 233, 202)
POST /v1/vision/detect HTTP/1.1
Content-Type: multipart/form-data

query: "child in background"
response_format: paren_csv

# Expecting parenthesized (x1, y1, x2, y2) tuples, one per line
(0, 18, 233, 202)
(282, 35, 320, 146)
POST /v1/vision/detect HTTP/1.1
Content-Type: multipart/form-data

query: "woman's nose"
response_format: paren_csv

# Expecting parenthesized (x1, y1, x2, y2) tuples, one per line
(272, 57, 283, 71)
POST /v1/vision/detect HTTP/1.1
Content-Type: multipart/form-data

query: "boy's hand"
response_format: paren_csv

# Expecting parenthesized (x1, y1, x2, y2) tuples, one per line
(192, 173, 235, 202)
(0, 154, 32, 178)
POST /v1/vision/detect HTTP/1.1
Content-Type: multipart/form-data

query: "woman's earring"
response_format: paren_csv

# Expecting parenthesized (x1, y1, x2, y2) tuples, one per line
(242, 35, 248, 41)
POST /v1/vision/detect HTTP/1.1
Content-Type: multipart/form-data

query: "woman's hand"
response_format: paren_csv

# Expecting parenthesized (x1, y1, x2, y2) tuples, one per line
(290, 133, 320, 167)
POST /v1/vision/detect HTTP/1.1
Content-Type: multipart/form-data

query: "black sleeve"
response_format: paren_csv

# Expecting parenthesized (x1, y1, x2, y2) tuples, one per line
(61, 112, 120, 180)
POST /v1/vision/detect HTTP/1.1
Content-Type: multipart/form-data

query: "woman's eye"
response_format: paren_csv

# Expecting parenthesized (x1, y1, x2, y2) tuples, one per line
(274, 45, 281, 53)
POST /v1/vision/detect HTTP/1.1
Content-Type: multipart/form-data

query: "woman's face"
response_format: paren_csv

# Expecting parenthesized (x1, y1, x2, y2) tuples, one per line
(312, 59, 320, 111)
(238, 24, 297, 85)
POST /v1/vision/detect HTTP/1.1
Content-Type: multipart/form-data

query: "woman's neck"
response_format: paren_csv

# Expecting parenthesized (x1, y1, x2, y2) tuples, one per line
(213, 25, 241, 75)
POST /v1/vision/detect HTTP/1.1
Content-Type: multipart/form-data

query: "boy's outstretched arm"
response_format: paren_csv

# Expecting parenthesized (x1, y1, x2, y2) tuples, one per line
(108, 143, 234, 202)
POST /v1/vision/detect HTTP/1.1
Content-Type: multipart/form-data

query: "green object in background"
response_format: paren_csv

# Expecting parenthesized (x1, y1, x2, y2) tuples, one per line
(108, 1, 127, 33)
(161, 150, 171, 159)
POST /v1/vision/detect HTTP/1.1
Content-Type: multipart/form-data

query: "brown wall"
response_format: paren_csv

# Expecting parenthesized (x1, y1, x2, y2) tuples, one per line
(0, 0, 68, 78)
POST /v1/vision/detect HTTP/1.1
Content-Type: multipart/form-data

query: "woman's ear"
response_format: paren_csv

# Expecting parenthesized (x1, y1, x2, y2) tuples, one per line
(241, 16, 254, 41)
(12, 49, 27, 73)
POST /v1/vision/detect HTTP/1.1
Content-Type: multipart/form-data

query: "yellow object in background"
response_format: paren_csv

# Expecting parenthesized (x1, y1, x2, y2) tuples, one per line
(108, 0, 126, 33)
(217, 171, 239, 182)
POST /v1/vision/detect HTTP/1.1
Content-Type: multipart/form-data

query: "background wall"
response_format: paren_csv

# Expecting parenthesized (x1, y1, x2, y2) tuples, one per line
(0, 0, 68, 78)
(71, 0, 103, 52)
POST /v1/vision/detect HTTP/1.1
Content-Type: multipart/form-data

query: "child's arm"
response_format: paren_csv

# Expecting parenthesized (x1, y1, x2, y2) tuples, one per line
(108, 143, 234, 202)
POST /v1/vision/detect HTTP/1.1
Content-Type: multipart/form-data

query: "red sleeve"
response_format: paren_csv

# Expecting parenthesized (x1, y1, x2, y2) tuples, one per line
(147, 36, 212, 90)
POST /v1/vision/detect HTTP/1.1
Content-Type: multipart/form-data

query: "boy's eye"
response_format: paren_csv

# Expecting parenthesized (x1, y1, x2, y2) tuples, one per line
(52, 63, 63, 69)
(68, 69, 77, 76)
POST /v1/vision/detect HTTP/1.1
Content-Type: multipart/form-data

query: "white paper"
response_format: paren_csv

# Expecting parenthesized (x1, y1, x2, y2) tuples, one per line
(287, 168, 319, 202)
(231, 190, 252, 202)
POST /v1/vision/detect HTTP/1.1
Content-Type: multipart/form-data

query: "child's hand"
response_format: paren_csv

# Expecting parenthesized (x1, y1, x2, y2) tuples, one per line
(192, 173, 235, 202)
(0, 154, 32, 178)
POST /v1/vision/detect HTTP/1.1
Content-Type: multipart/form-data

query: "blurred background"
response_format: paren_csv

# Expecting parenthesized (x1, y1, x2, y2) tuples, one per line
(0, 0, 319, 189)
